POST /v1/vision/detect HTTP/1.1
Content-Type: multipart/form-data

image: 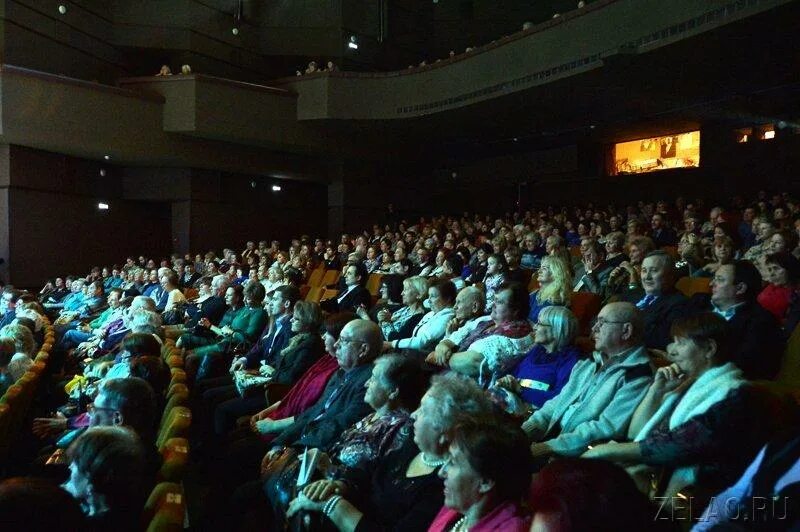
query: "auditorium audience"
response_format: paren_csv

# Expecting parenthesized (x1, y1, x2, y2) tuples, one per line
(366, 275, 426, 341)
(383, 280, 456, 356)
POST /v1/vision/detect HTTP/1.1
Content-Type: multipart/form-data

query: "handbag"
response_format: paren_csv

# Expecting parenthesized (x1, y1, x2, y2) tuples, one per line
(233, 365, 275, 397)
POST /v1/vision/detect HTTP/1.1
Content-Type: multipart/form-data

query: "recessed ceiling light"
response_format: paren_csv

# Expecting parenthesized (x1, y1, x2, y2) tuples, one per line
(97, 202, 109, 210)
(272, 185, 281, 191)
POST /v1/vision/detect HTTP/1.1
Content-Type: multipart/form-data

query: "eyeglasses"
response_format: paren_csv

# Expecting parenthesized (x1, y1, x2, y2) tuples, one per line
(535, 321, 551, 327)
(591, 317, 628, 329)
(338, 336, 365, 345)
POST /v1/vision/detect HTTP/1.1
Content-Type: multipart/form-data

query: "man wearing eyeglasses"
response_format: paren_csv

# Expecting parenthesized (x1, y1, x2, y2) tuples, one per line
(522, 302, 653, 462)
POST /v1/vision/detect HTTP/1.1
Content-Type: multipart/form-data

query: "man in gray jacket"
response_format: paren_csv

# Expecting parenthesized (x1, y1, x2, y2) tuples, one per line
(523, 302, 654, 458)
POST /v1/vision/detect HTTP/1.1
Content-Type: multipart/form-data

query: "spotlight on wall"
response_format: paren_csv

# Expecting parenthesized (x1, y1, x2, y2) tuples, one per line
(97, 202, 109, 210)
(58, 4, 67, 14)
(99, 168, 106, 177)
(272, 185, 282, 192)
(232, 27, 239, 35)
(103, 154, 110, 160)
(348, 36, 359, 50)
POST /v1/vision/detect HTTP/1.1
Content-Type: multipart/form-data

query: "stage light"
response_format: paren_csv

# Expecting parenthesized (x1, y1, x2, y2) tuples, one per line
(58, 4, 67, 14)
(97, 202, 109, 210)
(272, 185, 282, 191)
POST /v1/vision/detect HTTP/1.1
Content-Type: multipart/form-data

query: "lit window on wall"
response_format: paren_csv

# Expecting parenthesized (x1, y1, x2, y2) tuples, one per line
(735, 128, 751, 143)
(763, 130, 775, 140)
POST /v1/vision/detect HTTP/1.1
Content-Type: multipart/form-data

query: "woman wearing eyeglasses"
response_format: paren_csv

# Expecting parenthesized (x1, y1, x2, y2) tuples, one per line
(491, 306, 581, 416)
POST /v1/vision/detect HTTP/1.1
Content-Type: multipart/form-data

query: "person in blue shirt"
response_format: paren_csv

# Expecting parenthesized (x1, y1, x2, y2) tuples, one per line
(491, 306, 581, 415)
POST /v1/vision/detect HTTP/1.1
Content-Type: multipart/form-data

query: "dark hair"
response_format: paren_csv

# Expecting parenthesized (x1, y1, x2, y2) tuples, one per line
(0, 477, 84, 530)
(498, 282, 530, 320)
(381, 274, 404, 303)
(487, 253, 508, 273)
(376, 355, 428, 411)
(243, 280, 266, 304)
(732, 260, 763, 302)
(529, 458, 654, 532)
(122, 333, 161, 359)
(66, 427, 149, 523)
(351, 262, 368, 286)
(765, 252, 800, 286)
(670, 313, 731, 365)
(0, 338, 14, 367)
(430, 279, 457, 305)
(445, 254, 464, 276)
(323, 312, 357, 340)
(273, 284, 301, 307)
(98, 378, 158, 442)
(13, 317, 36, 335)
(450, 417, 533, 503)
(129, 356, 170, 397)
(228, 284, 245, 303)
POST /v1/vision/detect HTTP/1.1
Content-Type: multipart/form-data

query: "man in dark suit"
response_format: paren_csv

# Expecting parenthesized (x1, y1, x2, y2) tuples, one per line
(199, 285, 300, 436)
(269, 319, 379, 450)
(650, 213, 677, 248)
(689, 260, 783, 380)
(180, 263, 201, 289)
(320, 262, 371, 313)
(621, 250, 687, 350)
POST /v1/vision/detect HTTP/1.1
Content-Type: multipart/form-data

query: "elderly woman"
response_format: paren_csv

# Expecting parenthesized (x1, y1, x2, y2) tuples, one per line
(528, 255, 572, 322)
(182, 283, 267, 383)
(63, 426, 151, 531)
(757, 252, 800, 323)
(604, 235, 655, 300)
(583, 313, 778, 498)
(361, 276, 426, 342)
(383, 280, 456, 356)
(446, 283, 533, 387)
(263, 355, 427, 524)
(428, 418, 533, 531)
(0, 324, 35, 381)
(159, 270, 186, 313)
(755, 229, 798, 279)
(491, 306, 582, 415)
(287, 373, 494, 532)
(674, 232, 706, 278)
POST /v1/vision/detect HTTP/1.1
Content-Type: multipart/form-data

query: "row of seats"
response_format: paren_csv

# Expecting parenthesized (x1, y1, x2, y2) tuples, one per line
(143, 340, 191, 531)
(0, 318, 54, 467)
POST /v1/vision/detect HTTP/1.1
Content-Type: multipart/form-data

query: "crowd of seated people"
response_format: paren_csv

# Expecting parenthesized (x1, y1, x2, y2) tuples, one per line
(2, 189, 800, 529)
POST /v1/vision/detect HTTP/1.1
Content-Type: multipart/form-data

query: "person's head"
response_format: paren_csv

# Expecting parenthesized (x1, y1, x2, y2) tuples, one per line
(321, 312, 357, 354)
(0, 324, 35, 357)
(667, 313, 731, 378)
(65, 426, 149, 519)
(411, 373, 494, 458)
(534, 306, 578, 352)
(343, 263, 367, 288)
(428, 280, 456, 313)
(243, 281, 266, 308)
(591, 302, 643, 356)
(627, 236, 655, 265)
(756, 219, 775, 241)
(764, 252, 800, 288)
(0, 477, 84, 529)
(120, 333, 161, 362)
(105, 288, 123, 310)
(268, 285, 300, 317)
(453, 286, 485, 321)
(490, 283, 529, 324)
(378, 274, 403, 304)
(290, 301, 323, 334)
(159, 270, 178, 290)
(443, 254, 464, 278)
(604, 231, 625, 255)
(334, 319, 382, 371)
(640, 251, 675, 296)
(224, 285, 244, 308)
(485, 254, 507, 276)
(128, 356, 170, 397)
(713, 235, 735, 264)
(522, 232, 538, 251)
(768, 230, 798, 255)
(440, 418, 532, 514)
(401, 276, 428, 307)
(529, 458, 653, 532)
(364, 354, 427, 412)
(651, 213, 666, 230)
(710, 261, 761, 309)
(89, 378, 158, 441)
(0, 338, 15, 374)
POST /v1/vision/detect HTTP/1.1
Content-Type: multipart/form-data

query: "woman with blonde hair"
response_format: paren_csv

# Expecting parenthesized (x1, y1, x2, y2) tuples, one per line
(528, 255, 572, 322)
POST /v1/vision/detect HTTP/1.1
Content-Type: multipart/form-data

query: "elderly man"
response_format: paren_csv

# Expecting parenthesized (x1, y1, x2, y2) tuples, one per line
(621, 250, 687, 350)
(269, 319, 379, 450)
(523, 302, 653, 459)
(689, 260, 782, 380)
(425, 286, 491, 366)
(172, 275, 229, 343)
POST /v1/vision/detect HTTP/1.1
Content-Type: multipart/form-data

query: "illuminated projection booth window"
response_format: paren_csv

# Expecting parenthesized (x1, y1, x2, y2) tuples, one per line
(613, 131, 700, 175)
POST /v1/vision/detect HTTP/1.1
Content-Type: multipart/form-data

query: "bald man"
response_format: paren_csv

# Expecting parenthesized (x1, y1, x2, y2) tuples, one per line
(523, 302, 654, 460)
(270, 319, 380, 450)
